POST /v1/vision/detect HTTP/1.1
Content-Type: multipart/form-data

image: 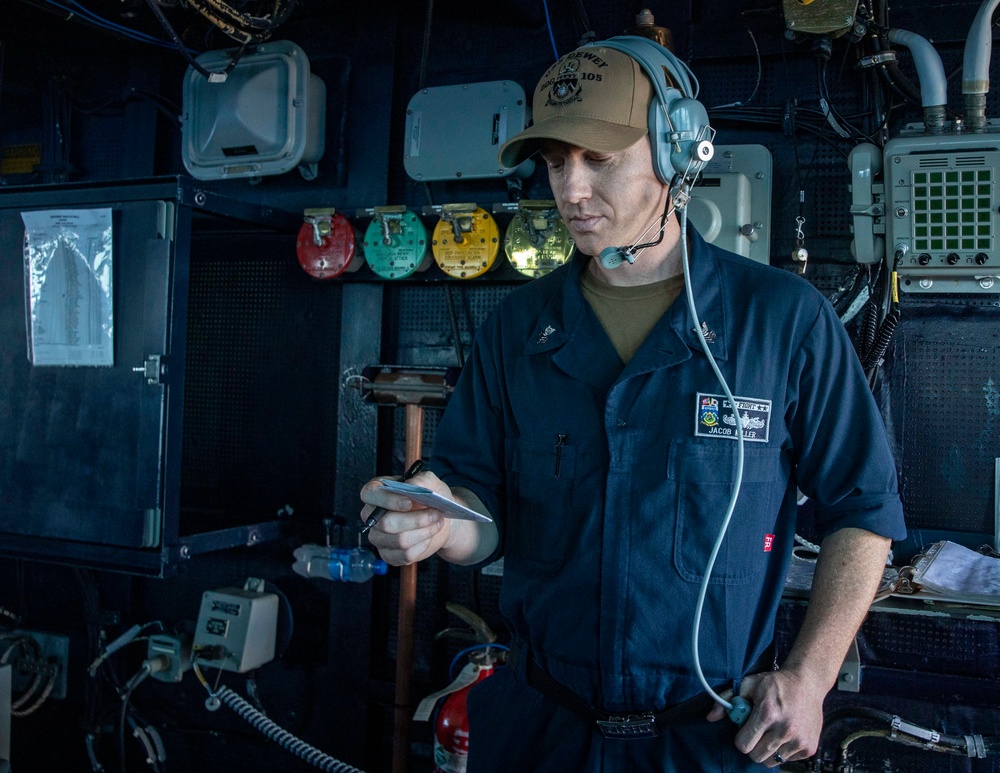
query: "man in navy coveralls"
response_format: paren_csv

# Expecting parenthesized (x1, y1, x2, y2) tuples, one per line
(360, 37, 906, 773)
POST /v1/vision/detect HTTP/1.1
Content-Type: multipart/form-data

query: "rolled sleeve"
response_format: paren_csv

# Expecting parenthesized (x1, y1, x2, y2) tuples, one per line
(789, 301, 907, 542)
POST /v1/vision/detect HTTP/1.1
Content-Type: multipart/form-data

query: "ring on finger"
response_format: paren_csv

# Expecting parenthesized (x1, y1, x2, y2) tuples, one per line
(773, 752, 786, 765)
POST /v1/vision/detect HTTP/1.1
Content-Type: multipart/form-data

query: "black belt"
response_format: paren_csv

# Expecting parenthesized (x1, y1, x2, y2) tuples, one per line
(510, 641, 775, 740)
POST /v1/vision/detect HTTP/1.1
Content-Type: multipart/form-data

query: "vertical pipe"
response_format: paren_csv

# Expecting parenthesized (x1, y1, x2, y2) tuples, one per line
(392, 403, 424, 773)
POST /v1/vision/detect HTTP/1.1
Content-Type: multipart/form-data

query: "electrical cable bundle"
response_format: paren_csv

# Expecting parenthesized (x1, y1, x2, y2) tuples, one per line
(854, 260, 900, 379)
(859, 305, 900, 371)
(84, 618, 169, 773)
(0, 633, 58, 717)
(827, 266, 868, 318)
(709, 103, 872, 159)
(118, 660, 169, 773)
(821, 707, 1000, 768)
(862, 0, 924, 108)
(142, 0, 300, 81)
(29, 0, 185, 50)
(183, 0, 299, 44)
(709, 16, 884, 153)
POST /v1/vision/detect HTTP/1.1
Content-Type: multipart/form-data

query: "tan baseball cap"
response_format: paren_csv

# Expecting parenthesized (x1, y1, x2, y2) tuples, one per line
(498, 44, 654, 169)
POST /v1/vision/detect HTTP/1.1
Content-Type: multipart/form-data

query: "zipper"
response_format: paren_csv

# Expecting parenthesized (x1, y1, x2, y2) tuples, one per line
(554, 434, 568, 478)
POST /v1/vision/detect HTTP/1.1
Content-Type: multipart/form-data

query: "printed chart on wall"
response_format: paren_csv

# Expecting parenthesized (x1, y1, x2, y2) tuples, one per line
(21, 208, 114, 366)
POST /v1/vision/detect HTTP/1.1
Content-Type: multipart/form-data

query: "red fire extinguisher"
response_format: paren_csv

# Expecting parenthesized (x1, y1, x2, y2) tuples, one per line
(413, 603, 503, 773)
(434, 648, 496, 773)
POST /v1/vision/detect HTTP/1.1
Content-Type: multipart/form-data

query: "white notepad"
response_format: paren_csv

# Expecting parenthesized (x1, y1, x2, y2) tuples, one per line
(379, 480, 493, 522)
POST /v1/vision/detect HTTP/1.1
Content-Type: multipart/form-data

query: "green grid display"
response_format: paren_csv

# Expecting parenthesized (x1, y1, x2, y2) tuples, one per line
(911, 169, 992, 253)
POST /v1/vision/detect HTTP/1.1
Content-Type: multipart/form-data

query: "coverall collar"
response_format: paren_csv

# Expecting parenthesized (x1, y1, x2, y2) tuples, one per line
(522, 225, 731, 387)
(667, 225, 731, 363)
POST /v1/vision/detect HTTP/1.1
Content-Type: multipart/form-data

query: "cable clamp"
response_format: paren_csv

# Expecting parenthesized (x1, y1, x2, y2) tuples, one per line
(890, 716, 940, 749)
(857, 51, 898, 69)
(965, 734, 987, 758)
(671, 184, 693, 211)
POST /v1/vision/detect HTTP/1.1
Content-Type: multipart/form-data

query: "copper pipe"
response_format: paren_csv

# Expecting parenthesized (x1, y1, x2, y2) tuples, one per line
(392, 404, 425, 773)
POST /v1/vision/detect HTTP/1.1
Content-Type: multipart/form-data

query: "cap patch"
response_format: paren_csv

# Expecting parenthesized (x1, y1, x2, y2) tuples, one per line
(546, 59, 584, 107)
(497, 43, 650, 169)
(541, 53, 609, 108)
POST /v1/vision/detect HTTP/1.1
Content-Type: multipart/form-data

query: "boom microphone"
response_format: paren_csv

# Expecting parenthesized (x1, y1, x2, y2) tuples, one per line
(599, 245, 634, 270)
(598, 197, 674, 270)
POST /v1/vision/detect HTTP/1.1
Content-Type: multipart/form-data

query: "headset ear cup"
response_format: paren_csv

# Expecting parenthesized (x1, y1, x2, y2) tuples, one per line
(592, 36, 714, 186)
(666, 97, 713, 180)
(647, 87, 682, 185)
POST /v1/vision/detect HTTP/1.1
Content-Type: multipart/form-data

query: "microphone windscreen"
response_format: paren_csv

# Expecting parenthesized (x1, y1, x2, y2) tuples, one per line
(600, 246, 625, 269)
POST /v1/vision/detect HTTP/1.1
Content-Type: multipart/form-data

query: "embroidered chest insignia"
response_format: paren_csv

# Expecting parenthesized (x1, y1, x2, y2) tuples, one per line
(697, 321, 716, 343)
(699, 396, 720, 427)
(695, 393, 772, 443)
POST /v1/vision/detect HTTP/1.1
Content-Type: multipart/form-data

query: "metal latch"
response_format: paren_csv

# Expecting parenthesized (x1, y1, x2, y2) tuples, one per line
(373, 204, 409, 246)
(441, 202, 477, 244)
(133, 354, 167, 385)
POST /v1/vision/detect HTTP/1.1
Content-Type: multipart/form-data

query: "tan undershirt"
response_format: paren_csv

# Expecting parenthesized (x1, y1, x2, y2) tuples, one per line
(580, 262, 685, 365)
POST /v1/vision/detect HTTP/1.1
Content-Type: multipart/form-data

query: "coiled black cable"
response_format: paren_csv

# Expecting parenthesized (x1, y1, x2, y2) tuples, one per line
(215, 686, 366, 773)
(858, 301, 879, 362)
(861, 307, 900, 370)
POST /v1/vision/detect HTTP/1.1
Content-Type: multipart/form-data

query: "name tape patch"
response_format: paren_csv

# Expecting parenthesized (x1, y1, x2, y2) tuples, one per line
(695, 393, 772, 443)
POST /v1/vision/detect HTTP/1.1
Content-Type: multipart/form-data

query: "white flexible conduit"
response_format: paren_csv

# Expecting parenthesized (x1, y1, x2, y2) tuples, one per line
(887, 29, 948, 108)
(962, 0, 1000, 96)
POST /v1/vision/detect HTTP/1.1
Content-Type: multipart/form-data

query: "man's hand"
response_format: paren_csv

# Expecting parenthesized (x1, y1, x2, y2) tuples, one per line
(707, 528, 890, 766)
(359, 471, 453, 565)
(707, 667, 826, 767)
(359, 471, 498, 566)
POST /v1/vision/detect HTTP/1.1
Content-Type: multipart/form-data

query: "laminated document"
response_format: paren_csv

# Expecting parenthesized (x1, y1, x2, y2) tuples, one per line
(22, 208, 114, 366)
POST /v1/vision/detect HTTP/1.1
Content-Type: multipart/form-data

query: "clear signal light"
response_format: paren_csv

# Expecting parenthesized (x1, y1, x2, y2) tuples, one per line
(431, 203, 500, 279)
(296, 209, 363, 279)
(504, 200, 575, 278)
(363, 206, 430, 279)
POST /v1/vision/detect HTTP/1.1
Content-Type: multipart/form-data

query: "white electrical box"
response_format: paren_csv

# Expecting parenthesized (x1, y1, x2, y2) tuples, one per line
(403, 80, 533, 181)
(192, 579, 278, 673)
(687, 144, 772, 264)
(181, 40, 326, 181)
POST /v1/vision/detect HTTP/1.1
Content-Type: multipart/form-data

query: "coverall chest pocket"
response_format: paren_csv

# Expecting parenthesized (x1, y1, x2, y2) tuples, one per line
(669, 440, 783, 584)
(505, 438, 578, 573)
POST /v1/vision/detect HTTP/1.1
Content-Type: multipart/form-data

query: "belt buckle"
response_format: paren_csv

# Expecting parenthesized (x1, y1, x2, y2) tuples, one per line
(595, 711, 658, 739)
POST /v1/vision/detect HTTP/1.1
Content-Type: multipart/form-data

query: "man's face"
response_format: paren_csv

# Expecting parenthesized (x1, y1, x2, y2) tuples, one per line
(538, 137, 668, 258)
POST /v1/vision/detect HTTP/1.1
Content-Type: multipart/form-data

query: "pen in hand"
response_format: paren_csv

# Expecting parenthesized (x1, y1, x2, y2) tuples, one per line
(360, 459, 425, 535)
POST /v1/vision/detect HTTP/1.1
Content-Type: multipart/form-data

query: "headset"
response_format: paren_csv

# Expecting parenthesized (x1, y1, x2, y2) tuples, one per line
(584, 35, 715, 192)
